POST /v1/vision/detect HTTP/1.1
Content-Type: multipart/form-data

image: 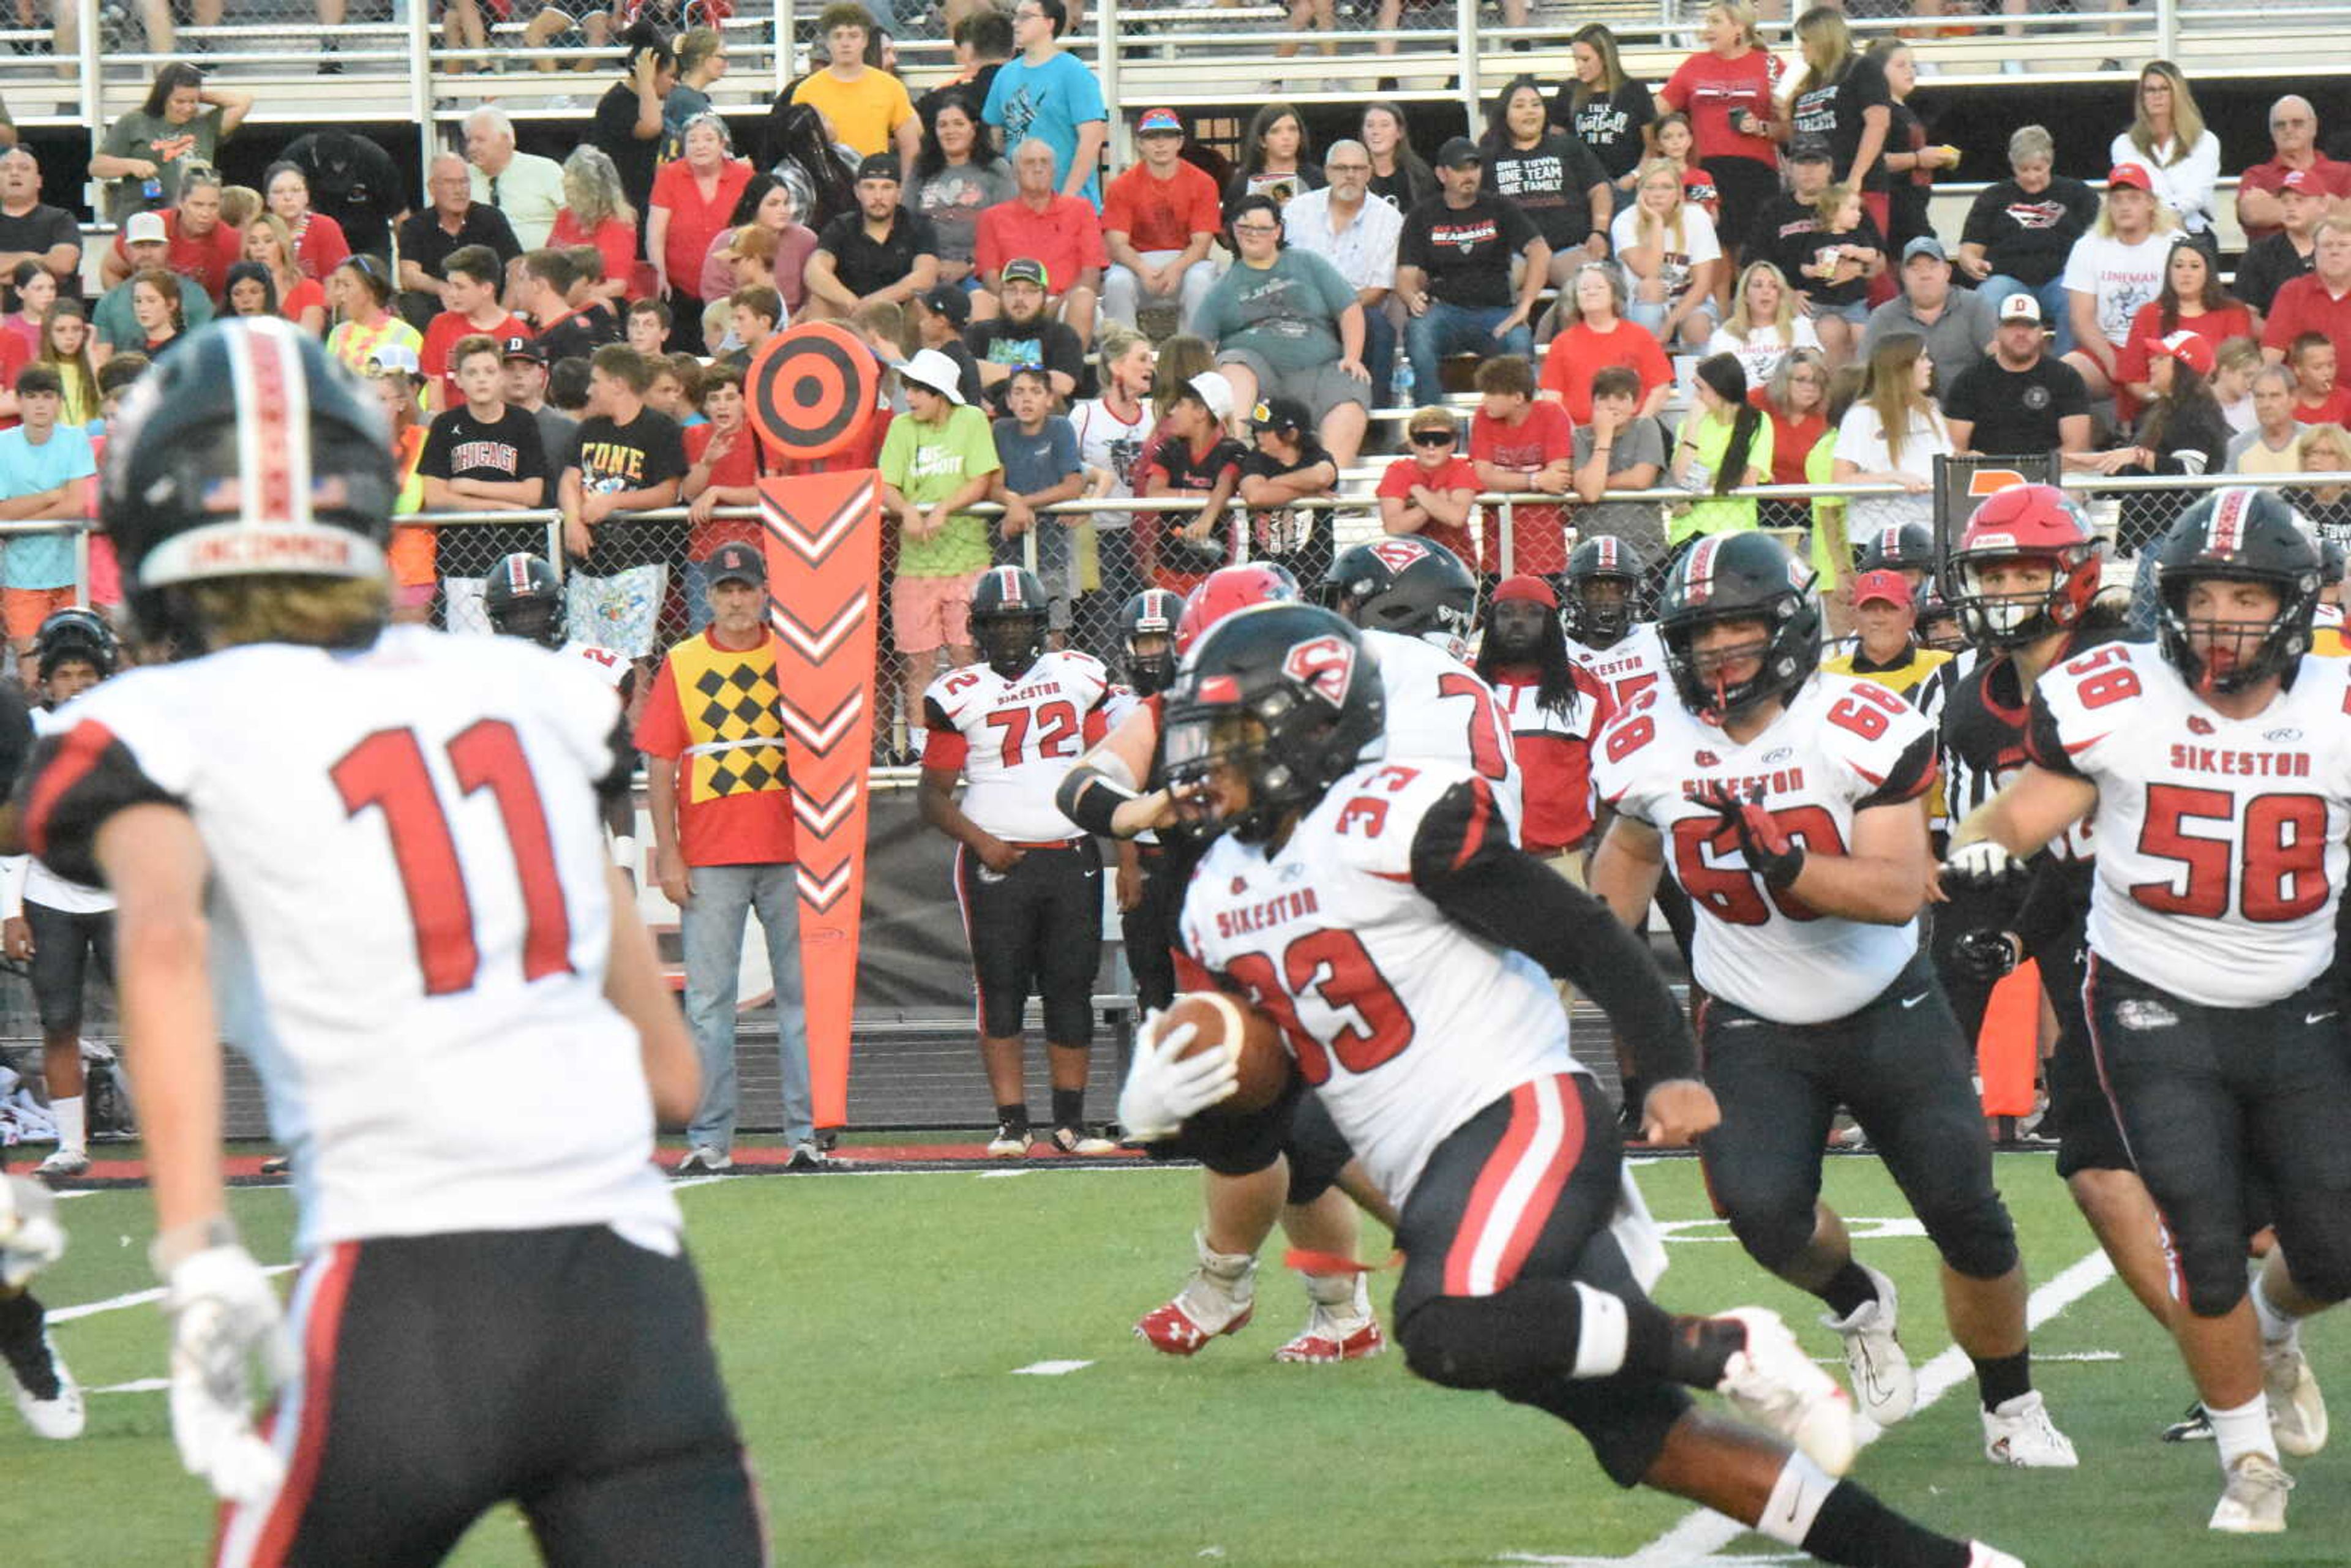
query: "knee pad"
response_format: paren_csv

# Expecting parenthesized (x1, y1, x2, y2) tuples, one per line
(1400, 1296, 1521, 1391)
(1725, 1197, 1819, 1274)
(2277, 1226, 2351, 1308)
(1921, 1192, 2020, 1281)
(2180, 1245, 2252, 1320)
(1399, 1280, 1613, 1391)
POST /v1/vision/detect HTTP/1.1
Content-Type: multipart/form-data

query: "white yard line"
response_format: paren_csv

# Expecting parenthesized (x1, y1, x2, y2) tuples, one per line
(1011, 1359, 1094, 1376)
(49, 1264, 300, 1325)
(1501, 1247, 2118, 1568)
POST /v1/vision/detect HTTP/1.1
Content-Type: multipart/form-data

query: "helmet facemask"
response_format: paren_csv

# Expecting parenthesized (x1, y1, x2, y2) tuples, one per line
(1953, 552, 2074, 649)
(1572, 576, 1634, 645)
(976, 610, 1048, 680)
(489, 596, 566, 649)
(2158, 569, 2314, 695)
(1164, 708, 1289, 843)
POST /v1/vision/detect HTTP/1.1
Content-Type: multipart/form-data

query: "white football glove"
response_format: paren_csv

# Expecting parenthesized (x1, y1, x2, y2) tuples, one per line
(1941, 839, 2024, 891)
(1117, 1014, 1240, 1141)
(162, 1245, 298, 1502)
(0, 1173, 66, 1289)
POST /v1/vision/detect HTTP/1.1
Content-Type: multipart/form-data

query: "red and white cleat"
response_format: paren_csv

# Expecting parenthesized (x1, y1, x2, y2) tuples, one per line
(1273, 1305, 1387, 1364)
(1134, 1233, 1258, 1356)
(1136, 1297, 1254, 1356)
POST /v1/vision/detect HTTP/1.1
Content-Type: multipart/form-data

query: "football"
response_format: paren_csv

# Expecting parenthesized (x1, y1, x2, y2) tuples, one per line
(1154, 990, 1292, 1115)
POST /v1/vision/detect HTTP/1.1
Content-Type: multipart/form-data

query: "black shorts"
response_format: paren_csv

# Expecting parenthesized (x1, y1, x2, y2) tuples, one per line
(1393, 1072, 1690, 1488)
(216, 1225, 760, 1568)
(2083, 955, 2351, 1318)
(23, 900, 113, 1035)
(1698, 952, 2018, 1281)
(1146, 1075, 1355, 1207)
(1120, 841, 1180, 1016)
(953, 838, 1103, 1043)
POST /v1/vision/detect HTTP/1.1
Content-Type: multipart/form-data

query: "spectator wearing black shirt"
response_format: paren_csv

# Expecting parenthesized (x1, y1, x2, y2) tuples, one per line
(2236, 169, 2325, 317)
(1550, 23, 1654, 200)
(1940, 292, 2093, 467)
(561, 343, 689, 656)
(421, 332, 552, 631)
(591, 31, 677, 243)
(918, 7, 1012, 129)
(912, 283, 988, 408)
(516, 249, 606, 368)
(1955, 124, 2098, 358)
(806, 156, 942, 318)
(965, 260, 1084, 410)
(500, 335, 578, 476)
(1784, 8, 1892, 236)
(278, 129, 409, 261)
(1395, 138, 1550, 405)
(1237, 395, 1337, 587)
(1744, 138, 1835, 295)
(0, 151, 79, 296)
(1481, 76, 1612, 287)
(1362, 102, 1434, 215)
(397, 154, 522, 330)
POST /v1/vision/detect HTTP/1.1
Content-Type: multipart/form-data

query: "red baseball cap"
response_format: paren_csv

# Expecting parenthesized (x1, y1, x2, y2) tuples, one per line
(1492, 574, 1558, 608)
(2107, 162, 2154, 192)
(2153, 329, 2217, 378)
(2282, 168, 2320, 195)
(1852, 569, 1913, 609)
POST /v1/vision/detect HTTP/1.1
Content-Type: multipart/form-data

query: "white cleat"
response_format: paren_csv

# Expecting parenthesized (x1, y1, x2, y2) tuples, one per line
(1966, 1544, 2028, 1568)
(1821, 1262, 1916, 1425)
(32, 1149, 88, 1182)
(1982, 1390, 2079, 1468)
(2263, 1338, 2328, 1457)
(6, 1330, 83, 1440)
(2208, 1451, 2292, 1534)
(1715, 1306, 1858, 1477)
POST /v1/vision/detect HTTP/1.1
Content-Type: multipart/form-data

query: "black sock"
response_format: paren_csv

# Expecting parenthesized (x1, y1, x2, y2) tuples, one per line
(1051, 1088, 1085, 1128)
(1802, 1479, 1973, 1568)
(1819, 1261, 1880, 1320)
(1629, 1311, 1745, 1388)
(1619, 1078, 1650, 1120)
(0, 1289, 39, 1338)
(1974, 1348, 2033, 1411)
(995, 1103, 1029, 1132)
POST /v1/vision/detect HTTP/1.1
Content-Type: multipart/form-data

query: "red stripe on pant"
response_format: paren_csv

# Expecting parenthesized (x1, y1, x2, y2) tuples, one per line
(1442, 1075, 1585, 1297)
(227, 1241, 360, 1568)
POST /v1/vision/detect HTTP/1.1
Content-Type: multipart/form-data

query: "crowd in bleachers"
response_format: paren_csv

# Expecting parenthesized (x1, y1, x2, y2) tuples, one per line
(9, 0, 2351, 729)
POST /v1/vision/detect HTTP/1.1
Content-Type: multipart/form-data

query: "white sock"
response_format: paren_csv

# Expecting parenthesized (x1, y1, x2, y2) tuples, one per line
(1300, 1269, 1359, 1308)
(2208, 1393, 2279, 1471)
(50, 1095, 84, 1156)
(2250, 1272, 2300, 1349)
(908, 724, 928, 756)
(1755, 1452, 1837, 1547)
(1570, 1281, 1629, 1377)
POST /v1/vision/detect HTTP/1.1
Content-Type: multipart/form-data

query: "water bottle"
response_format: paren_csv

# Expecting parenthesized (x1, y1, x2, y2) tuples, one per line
(140, 173, 163, 204)
(1390, 361, 1414, 410)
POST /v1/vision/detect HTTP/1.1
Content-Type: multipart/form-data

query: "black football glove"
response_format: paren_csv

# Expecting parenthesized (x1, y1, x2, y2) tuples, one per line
(1689, 781, 1805, 890)
(1951, 928, 2023, 984)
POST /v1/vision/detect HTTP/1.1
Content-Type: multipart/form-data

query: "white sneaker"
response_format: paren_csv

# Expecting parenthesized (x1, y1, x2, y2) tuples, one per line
(674, 1146, 732, 1175)
(2264, 1338, 2329, 1457)
(986, 1122, 1034, 1159)
(1966, 1544, 2027, 1568)
(1715, 1307, 1858, 1477)
(1821, 1263, 1916, 1425)
(2208, 1451, 2292, 1534)
(1982, 1390, 2079, 1468)
(32, 1149, 88, 1182)
(4, 1325, 82, 1439)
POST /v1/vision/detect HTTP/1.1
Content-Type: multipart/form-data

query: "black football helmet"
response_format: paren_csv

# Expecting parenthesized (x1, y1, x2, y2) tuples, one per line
(1857, 521, 1935, 581)
(2323, 536, 2346, 594)
(2154, 487, 2320, 694)
(1320, 536, 1475, 653)
(970, 565, 1049, 679)
(484, 552, 567, 648)
(1914, 583, 1967, 653)
(1658, 531, 1821, 721)
(32, 607, 119, 681)
(102, 318, 397, 650)
(1120, 587, 1183, 696)
(1564, 535, 1644, 645)
(1163, 603, 1385, 844)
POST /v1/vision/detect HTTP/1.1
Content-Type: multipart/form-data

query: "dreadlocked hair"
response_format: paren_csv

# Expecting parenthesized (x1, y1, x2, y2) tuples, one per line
(1474, 595, 1581, 724)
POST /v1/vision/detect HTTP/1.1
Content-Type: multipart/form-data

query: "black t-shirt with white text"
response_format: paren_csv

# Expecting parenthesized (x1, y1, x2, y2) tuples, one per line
(421, 403, 550, 566)
(1482, 134, 1608, 252)
(1957, 176, 2101, 288)
(1239, 441, 1336, 585)
(568, 406, 689, 574)
(1554, 81, 1655, 184)
(1790, 54, 1892, 192)
(1397, 192, 1542, 310)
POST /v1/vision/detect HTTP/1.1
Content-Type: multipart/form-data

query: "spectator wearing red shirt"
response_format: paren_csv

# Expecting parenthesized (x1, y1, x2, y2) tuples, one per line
(973, 138, 1108, 345)
(1539, 261, 1673, 422)
(682, 362, 766, 626)
(2262, 221, 2351, 366)
(2284, 331, 2351, 425)
(647, 113, 754, 353)
(1100, 108, 1221, 336)
(1468, 354, 1574, 580)
(262, 160, 351, 281)
(103, 172, 241, 302)
(1473, 575, 1603, 866)
(636, 539, 817, 1173)
(1657, 2, 1783, 263)
(2110, 241, 2254, 427)
(1376, 405, 1480, 564)
(2235, 94, 2351, 247)
(1134, 370, 1243, 596)
(420, 244, 531, 413)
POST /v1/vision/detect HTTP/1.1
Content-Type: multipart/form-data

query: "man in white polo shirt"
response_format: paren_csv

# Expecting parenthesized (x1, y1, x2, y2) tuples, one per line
(1286, 139, 1404, 403)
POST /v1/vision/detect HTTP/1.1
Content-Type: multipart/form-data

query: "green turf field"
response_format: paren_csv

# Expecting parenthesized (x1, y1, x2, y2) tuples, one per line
(9, 1152, 2350, 1567)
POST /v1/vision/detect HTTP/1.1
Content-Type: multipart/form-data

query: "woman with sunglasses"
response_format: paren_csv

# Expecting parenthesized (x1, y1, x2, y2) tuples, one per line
(1376, 406, 1479, 565)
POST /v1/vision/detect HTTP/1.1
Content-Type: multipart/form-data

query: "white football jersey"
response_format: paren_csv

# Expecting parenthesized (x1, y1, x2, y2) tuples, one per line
(926, 650, 1112, 841)
(1568, 621, 1670, 723)
(1363, 627, 1524, 833)
(22, 625, 677, 1255)
(1594, 672, 1938, 1023)
(1181, 759, 1581, 1204)
(563, 640, 633, 689)
(2031, 641, 2351, 1008)
(19, 703, 113, 913)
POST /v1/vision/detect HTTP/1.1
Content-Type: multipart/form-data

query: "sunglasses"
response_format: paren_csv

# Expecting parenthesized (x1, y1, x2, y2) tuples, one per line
(1410, 429, 1457, 446)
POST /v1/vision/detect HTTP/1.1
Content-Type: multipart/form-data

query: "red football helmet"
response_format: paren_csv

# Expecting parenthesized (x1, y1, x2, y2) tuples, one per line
(1947, 484, 2102, 649)
(1176, 562, 1300, 654)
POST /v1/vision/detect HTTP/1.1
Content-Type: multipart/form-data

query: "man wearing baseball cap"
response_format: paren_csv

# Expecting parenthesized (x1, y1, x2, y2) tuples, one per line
(1394, 134, 1551, 399)
(974, 138, 1106, 345)
(1744, 135, 1840, 295)
(2057, 163, 2172, 400)
(498, 332, 575, 477)
(966, 255, 1084, 413)
(91, 209, 216, 356)
(806, 153, 942, 323)
(1943, 291, 2093, 465)
(1860, 234, 1994, 381)
(879, 344, 1001, 759)
(637, 536, 820, 1173)
(1100, 108, 1220, 336)
(1820, 567, 1951, 696)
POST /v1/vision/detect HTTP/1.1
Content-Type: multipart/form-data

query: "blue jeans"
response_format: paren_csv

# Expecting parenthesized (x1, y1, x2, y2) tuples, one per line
(1980, 274, 2074, 357)
(1363, 301, 1397, 406)
(682, 558, 713, 635)
(681, 861, 812, 1151)
(1406, 300, 1531, 401)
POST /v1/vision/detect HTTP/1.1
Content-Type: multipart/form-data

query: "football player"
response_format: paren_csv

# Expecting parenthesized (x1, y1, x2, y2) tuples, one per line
(484, 551, 637, 852)
(4, 609, 122, 1182)
(1562, 535, 1668, 722)
(1588, 532, 2076, 1469)
(1127, 601, 2027, 1568)
(1108, 587, 1185, 1016)
(1858, 521, 1938, 598)
(1947, 487, 2349, 1534)
(920, 566, 1120, 1158)
(17, 321, 762, 1560)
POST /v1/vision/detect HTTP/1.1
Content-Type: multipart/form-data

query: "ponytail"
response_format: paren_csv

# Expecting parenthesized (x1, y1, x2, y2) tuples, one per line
(1715, 402, 1764, 497)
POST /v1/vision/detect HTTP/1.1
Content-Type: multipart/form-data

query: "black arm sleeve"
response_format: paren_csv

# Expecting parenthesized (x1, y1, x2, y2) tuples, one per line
(1056, 762, 1138, 838)
(1410, 779, 1700, 1086)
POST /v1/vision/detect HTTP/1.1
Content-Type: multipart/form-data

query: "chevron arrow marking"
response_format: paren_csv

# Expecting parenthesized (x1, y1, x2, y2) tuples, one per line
(797, 863, 855, 910)
(762, 480, 877, 566)
(770, 593, 870, 663)
(779, 692, 861, 754)
(793, 779, 858, 836)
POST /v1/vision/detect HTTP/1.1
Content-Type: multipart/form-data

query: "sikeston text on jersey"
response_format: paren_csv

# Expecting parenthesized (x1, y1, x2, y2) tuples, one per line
(2167, 745, 2313, 778)
(1215, 886, 1322, 940)
(1679, 766, 1809, 800)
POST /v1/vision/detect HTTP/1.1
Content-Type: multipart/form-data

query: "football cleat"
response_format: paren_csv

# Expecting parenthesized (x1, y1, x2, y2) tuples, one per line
(2209, 1451, 2292, 1534)
(1965, 1544, 2027, 1568)
(2162, 1400, 2214, 1442)
(1273, 1278, 1387, 1364)
(1822, 1262, 1916, 1425)
(1715, 1307, 1858, 1477)
(986, 1122, 1034, 1159)
(785, 1141, 828, 1172)
(2264, 1338, 2328, 1457)
(1048, 1124, 1119, 1157)
(1136, 1236, 1258, 1356)
(674, 1146, 733, 1175)
(32, 1149, 88, 1182)
(2, 1309, 83, 1440)
(1982, 1390, 2079, 1468)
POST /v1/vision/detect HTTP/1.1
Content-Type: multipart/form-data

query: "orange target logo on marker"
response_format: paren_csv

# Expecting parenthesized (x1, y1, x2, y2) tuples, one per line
(747, 321, 882, 463)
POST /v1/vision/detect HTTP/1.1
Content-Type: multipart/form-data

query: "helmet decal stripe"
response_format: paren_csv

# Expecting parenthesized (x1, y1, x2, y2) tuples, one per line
(2208, 488, 2252, 556)
(1597, 536, 1619, 571)
(1685, 536, 1722, 603)
(228, 320, 312, 529)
